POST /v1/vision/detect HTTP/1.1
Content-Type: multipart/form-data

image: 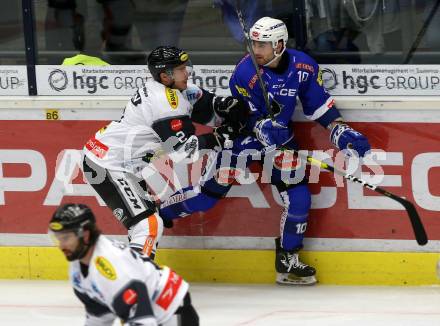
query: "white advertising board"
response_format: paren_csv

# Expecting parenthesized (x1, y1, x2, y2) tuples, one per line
(0, 66, 28, 96)
(36, 64, 440, 96)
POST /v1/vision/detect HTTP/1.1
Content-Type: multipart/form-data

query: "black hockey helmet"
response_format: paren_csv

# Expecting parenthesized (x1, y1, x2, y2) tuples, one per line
(49, 203, 96, 233)
(49, 204, 100, 261)
(147, 46, 190, 82)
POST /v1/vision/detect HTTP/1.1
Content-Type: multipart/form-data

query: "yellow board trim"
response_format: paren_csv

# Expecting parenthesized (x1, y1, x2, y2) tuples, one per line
(0, 247, 438, 285)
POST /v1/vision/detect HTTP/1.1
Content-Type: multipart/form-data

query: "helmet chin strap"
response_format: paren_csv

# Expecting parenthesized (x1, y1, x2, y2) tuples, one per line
(264, 46, 286, 67)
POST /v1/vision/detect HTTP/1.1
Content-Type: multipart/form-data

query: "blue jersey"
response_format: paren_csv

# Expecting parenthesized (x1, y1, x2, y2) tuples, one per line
(229, 49, 341, 131)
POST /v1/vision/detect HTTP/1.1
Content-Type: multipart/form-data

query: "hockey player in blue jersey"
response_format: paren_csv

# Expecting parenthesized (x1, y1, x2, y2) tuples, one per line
(160, 17, 371, 285)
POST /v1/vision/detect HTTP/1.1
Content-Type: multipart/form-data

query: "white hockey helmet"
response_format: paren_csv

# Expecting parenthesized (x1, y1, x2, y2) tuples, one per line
(250, 17, 288, 49)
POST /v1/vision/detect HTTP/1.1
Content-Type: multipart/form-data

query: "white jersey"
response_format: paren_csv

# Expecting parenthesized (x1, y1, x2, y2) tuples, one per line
(70, 235, 188, 325)
(83, 80, 203, 175)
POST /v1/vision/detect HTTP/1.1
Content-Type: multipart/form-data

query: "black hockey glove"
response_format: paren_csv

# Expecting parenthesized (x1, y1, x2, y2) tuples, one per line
(213, 124, 241, 149)
(213, 96, 249, 125)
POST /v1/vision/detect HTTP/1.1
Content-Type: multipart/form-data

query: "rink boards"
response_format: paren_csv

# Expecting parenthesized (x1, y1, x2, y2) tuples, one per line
(0, 96, 439, 285)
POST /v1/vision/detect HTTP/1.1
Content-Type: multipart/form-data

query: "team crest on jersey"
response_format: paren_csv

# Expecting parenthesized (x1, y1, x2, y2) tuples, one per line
(165, 87, 178, 109)
(95, 256, 117, 280)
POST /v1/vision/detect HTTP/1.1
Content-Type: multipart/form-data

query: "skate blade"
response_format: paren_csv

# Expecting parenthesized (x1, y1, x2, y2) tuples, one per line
(276, 273, 317, 286)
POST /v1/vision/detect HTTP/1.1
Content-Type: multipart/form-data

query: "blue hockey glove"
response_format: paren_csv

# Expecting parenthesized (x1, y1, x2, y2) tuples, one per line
(253, 118, 292, 147)
(330, 123, 371, 157)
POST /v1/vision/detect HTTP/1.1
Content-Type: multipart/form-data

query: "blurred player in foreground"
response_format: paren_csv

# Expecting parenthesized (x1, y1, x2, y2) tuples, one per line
(49, 203, 199, 325)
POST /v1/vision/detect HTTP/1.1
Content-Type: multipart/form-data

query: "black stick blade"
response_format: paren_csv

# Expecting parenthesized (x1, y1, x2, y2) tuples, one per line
(392, 194, 428, 246)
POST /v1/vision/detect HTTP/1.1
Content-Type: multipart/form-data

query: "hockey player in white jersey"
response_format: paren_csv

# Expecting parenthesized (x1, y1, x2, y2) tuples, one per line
(82, 46, 247, 258)
(49, 203, 199, 326)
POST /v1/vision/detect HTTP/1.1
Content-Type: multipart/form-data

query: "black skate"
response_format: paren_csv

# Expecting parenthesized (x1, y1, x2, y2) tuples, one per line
(275, 237, 317, 285)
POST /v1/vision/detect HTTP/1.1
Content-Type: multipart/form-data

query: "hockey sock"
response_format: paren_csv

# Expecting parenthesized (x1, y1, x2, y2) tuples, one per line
(160, 186, 219, 219)
(280, 184, 311, 250)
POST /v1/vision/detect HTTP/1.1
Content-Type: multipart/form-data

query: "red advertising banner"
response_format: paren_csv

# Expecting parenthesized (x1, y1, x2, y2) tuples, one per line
(1, 120, 439, 242)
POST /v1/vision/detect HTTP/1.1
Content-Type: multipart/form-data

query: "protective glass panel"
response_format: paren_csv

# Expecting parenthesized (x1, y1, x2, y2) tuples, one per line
(34, 0, 297, 65)
(0, 0, 26, 64)
(305, 0, 440, 64)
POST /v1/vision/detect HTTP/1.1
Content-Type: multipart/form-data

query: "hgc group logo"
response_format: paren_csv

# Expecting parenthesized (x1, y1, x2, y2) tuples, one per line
(320, 68, 338, 91)
(48, 69, 68, 92)
(44, 67, 150, 95)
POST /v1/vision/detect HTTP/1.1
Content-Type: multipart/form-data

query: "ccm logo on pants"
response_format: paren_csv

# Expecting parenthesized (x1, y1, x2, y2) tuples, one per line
(110, 172, 147, 216)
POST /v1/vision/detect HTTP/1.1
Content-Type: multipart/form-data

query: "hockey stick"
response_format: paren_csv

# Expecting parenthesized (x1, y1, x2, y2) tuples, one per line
(304, 153, 428, 246)
(235, 2, 273, 119)
(234, 3, 428, 246)
(260, 144, 428, 246)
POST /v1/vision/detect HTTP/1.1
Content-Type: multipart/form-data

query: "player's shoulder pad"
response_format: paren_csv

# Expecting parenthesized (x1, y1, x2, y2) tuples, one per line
(128, 81, 150, 108)
(182, 83, 203, 106)
(147, 80, 191, 121)
(91, 237, 134, 282)
(288, 49, 319, 75)
(231, 54, 256, 83)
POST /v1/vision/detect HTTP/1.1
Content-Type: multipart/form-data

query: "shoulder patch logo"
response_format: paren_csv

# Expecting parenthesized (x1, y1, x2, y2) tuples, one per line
(317, 69, 323, 86)
(170, 119, 183, 131)
(296, 62, 315, 74)
(235, 85, 249, 97)
(98, 125, 108, 134)
(165, 87, 178, 109)
(123, 288, 138, 305)
(248, 73, 259, 89)
(95, 256, 117, 280)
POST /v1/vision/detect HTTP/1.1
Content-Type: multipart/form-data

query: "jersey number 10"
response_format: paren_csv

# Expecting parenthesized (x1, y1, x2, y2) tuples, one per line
(297, 71, 309, 82)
